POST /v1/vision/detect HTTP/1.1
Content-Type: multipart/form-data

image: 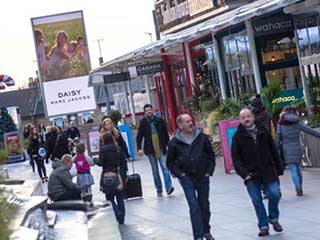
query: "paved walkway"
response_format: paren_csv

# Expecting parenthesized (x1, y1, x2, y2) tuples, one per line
(5, 158, 320, 239)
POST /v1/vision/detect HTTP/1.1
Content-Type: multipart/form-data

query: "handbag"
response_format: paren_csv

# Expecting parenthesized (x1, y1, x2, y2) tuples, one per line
(100, 170, 123, 194)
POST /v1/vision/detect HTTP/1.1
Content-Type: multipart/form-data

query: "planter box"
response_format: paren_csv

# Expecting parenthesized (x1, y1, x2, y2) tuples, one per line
(302, 130, 320, 167)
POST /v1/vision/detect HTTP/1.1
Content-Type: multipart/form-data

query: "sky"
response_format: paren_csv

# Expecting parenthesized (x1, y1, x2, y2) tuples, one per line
(0, 0, 156, 90)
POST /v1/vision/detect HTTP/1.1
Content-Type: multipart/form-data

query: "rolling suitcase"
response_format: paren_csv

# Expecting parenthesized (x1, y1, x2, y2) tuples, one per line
(125, 159, 142, 199)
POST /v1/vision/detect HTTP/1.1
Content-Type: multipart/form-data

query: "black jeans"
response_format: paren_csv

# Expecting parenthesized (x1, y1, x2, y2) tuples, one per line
(34, 158, 47, 178)
(56, 189, 82, 201)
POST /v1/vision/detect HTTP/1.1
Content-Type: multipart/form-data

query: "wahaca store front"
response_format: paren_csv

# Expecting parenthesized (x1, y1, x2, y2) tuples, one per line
(253, 12, 303, 91)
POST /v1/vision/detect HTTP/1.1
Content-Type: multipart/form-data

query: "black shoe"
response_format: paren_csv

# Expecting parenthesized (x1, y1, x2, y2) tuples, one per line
(157, 192, 163, 197)
(167, 187, 174, 195)
(204, 232, 215, 240)
(258, 229, 269, 237)
(270, 221, 283, 232)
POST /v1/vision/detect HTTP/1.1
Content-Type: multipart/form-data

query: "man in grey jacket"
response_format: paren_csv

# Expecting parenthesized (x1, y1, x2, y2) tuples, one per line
(48, 154, 81, 201)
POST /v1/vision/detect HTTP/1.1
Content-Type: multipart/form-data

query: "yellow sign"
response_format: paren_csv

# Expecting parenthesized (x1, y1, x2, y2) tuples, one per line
(272, 96, 296, 104)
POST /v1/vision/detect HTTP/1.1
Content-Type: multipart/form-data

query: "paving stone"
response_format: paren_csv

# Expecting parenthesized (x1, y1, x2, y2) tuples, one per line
(6, 157, 320, 239)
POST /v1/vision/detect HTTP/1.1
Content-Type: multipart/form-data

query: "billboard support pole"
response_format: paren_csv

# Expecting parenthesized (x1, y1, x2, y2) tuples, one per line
(127, 80, 136, 125)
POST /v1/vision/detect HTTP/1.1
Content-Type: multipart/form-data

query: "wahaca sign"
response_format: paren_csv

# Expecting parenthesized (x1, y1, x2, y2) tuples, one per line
(253, 14, 293, 36)
(272, 88, 304, 107)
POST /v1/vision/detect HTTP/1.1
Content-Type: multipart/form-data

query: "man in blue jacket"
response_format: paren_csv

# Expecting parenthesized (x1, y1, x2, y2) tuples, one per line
(167, 113, 215, 240)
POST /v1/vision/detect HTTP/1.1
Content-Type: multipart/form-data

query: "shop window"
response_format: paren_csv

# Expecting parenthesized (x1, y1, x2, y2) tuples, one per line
(259, 33, 297, 65)
(308, 26, 320, 55)
(163, 3, 167, 11)
(265, 67, 302, 90)
(221, 30, 255, 98)
(295, 13, 320, 58)
(297, 28, 310, 57)
(169, 0, 175, 8)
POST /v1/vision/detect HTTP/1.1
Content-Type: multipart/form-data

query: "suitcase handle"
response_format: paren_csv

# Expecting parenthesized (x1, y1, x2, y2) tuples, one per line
(129, 158, 135, 174)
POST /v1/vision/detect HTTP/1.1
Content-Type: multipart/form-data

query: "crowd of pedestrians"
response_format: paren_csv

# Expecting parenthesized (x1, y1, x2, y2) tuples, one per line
(21, 98, 317, 240)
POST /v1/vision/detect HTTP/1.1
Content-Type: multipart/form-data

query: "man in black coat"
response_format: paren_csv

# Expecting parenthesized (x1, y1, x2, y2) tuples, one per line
(136, 104, 174, 196)
(167, 113, 215, 240)
(66, 121, 80, 140)
(231, 108, 284, 237)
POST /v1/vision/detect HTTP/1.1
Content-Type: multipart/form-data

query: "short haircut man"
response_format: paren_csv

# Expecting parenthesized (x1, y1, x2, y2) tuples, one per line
(47, 154, 81, 201)
(231, 108, 284, 237)
(136, 104, 174, 196)
(167, 113, 216, 240)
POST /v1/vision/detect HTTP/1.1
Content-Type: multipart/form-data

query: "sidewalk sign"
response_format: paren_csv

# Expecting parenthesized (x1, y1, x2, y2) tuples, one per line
(118, 124, 135, 159)
(218, 119, 240, 174)
(86, 124, 135, 159)
(4, 131, 23, 163)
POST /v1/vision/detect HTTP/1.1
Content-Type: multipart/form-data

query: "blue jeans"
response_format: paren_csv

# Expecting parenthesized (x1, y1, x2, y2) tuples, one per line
(147, 152, 172, 193)
(246, 180, 281, 230)
(107, 191, 125, 224)
(179, 175, 211, 240)
(288, 163, 303, 190)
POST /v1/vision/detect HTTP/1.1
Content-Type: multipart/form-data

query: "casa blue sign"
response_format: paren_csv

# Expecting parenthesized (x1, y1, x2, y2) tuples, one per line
(272, 88, 304, 107)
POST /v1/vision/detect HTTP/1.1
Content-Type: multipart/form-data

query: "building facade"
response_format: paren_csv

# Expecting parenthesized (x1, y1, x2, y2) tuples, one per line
(90, 0, 320, 132)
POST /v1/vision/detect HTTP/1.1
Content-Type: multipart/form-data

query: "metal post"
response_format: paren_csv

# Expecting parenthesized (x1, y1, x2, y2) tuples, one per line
(212, 34, 227, 100)
(184, 42, 196, 88)
(245, 20, 262, 93)
(145, 75, 152, 104)
(294, 30, 312, 112)
(104, 85, 111, 113)
(127, 80, 137, 125)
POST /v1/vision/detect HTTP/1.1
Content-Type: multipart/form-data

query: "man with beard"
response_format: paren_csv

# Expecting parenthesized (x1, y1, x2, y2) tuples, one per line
(231, 108, 284, 237)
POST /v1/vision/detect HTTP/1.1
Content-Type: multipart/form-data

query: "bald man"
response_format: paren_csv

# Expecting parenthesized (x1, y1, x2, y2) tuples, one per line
(231, 108, 284, 237)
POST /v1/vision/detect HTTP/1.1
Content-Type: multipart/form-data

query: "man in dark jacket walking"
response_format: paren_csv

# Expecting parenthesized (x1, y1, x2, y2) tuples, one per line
(137, 104, 174, 196)
(231, 108, 284, 237)
(167, 113, 215, 240)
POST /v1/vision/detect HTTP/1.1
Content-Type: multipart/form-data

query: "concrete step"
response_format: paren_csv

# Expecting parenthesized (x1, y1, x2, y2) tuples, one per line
(47, 210, 57, 228)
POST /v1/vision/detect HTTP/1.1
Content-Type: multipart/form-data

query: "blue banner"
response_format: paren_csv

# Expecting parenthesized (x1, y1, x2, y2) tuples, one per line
(118, 124, 135, 159)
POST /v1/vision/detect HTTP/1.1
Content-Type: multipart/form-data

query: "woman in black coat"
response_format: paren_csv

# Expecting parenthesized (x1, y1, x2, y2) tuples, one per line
(28, 127, 48, 182)
(52, 127, 69, 160)
(96, 133, 127, 224)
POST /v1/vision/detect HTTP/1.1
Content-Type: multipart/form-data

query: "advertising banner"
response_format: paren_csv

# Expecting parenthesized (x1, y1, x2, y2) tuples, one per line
(218, 119, 240, 174)
(31, 11, 96, 117)
(88, 131, 100, 154)
(4, 132, 23, 163)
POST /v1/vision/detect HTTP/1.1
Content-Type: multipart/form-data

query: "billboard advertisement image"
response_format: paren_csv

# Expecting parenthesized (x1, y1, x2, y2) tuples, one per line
(31, 11, 96, 117)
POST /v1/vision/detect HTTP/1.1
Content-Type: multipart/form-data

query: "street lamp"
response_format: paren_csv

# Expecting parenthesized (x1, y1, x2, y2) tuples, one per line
(94, 38, 104, 65)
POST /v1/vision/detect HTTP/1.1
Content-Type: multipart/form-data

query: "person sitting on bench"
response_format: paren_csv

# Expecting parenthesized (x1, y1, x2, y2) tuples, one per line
(48, 154, 81, 201)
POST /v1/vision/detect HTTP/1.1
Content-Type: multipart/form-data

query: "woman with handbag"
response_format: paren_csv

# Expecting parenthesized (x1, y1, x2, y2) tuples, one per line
(96, 132, 127, 224)
(276, 107, 320, 196)
(28, 127, 48, 183)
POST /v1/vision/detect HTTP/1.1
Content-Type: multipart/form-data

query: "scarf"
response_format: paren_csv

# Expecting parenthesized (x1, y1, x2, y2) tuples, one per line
(147, 116, 161, 159)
